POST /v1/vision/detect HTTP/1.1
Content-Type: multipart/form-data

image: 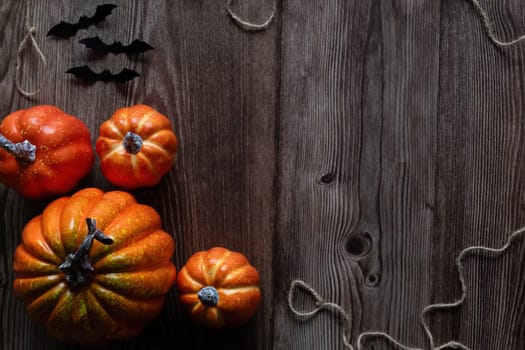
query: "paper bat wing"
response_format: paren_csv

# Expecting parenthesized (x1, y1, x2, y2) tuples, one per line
(47, 21, 79, 37)
(127, 39, 154, 54)
(66, 65, 99, 80)
(75, 4, 117, 30)
(79, 36, 112, 53)
(47, 4, 117, 37)
(91, 4, 118, 22)
(79, 36, 154, 54)
(112, 68, 141, 82)
(66, 65, 140, 83)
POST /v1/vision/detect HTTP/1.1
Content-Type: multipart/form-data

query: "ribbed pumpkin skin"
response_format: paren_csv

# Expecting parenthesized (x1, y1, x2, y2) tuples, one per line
(13, 188, 177, 345)
(177, 247, 261, 328)
(0, 105, 94, 198)
(96, 104, 178, 189)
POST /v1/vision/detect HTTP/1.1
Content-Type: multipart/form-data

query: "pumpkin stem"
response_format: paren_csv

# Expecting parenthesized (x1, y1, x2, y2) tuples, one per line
(122, 131, 143, 154)
(59, 218, 114, 287)
(0, 132, 36, 165)
(198, 286, 219, 307)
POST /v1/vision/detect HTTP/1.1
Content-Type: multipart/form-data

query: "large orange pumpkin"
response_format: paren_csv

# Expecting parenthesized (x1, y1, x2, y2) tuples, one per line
(13, 188, 177, 345)
(176, 247, 261, 328)
(95, 104, 178, 189)
(0, 105, 94, 198)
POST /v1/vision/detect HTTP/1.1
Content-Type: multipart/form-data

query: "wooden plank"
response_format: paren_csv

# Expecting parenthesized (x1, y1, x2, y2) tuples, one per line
(432, 0, 525, 348)
(274, 0, 373, 348)
(0, 0, 278, 349)
(140, 0, 279, 349)
(2, 0, 525, 348)
(359, 0, 442, 348)
(276, 0, 524, 349)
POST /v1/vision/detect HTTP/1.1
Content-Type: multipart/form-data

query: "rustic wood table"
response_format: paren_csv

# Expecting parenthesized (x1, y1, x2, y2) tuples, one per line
(1, 0, 524, 349)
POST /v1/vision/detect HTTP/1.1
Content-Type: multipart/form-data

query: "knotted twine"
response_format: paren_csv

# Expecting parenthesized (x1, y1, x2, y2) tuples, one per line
(288, 225, 525, 350)
(15, 0, 47, 97)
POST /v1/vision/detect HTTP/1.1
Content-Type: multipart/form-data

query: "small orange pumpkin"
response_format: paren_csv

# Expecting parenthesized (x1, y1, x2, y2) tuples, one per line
(176, 247, 261, 328)
(0, 105, 94, 198)
(95, 104, 178, 189)
(13, 187, 177, 345)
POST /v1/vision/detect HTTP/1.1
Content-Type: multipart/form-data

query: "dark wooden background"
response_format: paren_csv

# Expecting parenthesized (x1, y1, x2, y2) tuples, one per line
(1, 0, 525, 349)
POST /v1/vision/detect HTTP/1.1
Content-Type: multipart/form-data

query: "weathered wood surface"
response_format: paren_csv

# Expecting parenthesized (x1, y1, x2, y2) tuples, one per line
(0, 0, 524, 349)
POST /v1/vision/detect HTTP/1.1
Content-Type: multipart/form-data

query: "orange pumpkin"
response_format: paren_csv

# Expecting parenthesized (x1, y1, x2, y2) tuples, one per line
(95, 104, 178, 189)
(13, 188, 177, 345)
(176, 247, 261, 328)
(0, 105, 94, 198)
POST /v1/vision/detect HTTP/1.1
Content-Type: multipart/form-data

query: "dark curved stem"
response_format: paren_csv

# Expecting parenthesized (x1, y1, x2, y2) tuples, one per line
(59, 218, 113, 287)
(0, 133, 36, 165)
(198, 286, 219, 307)
(122, 131, 143, 154)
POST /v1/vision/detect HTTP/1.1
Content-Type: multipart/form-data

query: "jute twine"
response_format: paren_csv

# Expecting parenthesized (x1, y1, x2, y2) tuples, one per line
(288, 1, 525, 345)
(288, 226, 525, 349)
(15, 0, 48, 97)
(470, 0, 525, 47)
(226, 0, 525, 43)
(12, 0, 525, 97)
(226, 0, 276, 32)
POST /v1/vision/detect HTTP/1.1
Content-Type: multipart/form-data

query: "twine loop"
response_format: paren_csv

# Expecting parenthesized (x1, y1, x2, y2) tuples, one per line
(288, 225, 525, 350)
(15, 0, 48, 97)
(226, 0, 276, 32)
(289, 280, 353, 349)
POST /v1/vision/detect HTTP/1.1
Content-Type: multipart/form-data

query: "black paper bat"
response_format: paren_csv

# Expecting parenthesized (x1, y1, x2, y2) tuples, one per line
(79, 36, 154, 54)
(66, 65, 140, 83)
(47, 4, 117, 37)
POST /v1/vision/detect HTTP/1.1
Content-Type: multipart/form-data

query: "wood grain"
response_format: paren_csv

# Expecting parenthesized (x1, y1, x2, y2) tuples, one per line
(1, 0, 525, 349)
(275, 0, 525, 349)
(361, 0, 441, 348)
(431, 0, 525, 348)
(0, 0, 278, 349)
(274, 0, 371, 348)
